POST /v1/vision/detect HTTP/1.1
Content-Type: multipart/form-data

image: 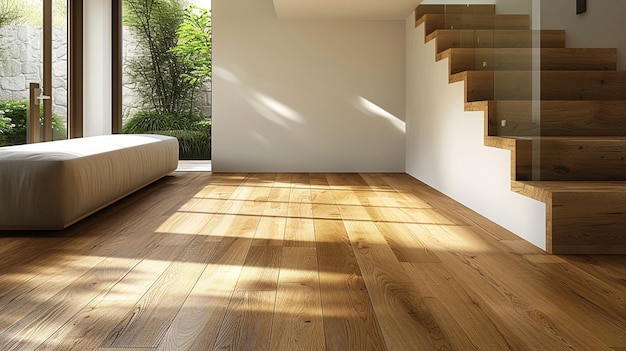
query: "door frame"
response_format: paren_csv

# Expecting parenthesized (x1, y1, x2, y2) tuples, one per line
(112, 0, 122, 134)
(42, 0, 52, 141)
(69, 0, 83, 138)
(31, 0, 82, 142)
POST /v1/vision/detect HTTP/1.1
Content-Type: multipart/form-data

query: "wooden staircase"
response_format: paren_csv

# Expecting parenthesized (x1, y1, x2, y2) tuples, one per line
(415, 4, 626, 254)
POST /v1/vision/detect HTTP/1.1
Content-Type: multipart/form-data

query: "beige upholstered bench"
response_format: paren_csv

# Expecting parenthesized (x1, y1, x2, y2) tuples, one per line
(0, 134, 178, 230)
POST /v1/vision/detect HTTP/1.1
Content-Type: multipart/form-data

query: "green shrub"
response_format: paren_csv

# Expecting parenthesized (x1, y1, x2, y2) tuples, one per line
(150, 129, 210, 159)
(122, 111, 200, 134)
(0, 100, 67, 146)
(0, 111, 11, 146)
(123, 110, 211, 159)
(0, 100, 28, 145)
(193, 118, 211, 135)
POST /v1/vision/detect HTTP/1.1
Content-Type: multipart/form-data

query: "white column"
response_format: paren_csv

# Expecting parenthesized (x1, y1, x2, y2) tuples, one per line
(83, 0, 112, 136)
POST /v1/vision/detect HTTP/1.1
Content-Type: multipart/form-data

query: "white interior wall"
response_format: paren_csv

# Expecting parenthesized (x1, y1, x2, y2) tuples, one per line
(494, 0, 530, 15)
(540, 0, 626, 70)
(83, 0, 112, 137)
(405, 12, 546, 249)
(420, 0, 495, 4)
(212, 0, 406, 172)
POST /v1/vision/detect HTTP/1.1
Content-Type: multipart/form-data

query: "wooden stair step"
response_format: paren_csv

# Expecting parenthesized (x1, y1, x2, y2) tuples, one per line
(485, 135, 626, 253)
(491, 136, 626, 181)
(441, 48, 617, 75)
(415, 4, 495, 23)
(419, 14, 530, 36)
(511, 180, 626, 254)
(468, 100, 626, 137)
(459, 71, 626, 102)
(426, 29, 566, 53)
(540, 48, 617, 70)
(536, 136, 626, 181)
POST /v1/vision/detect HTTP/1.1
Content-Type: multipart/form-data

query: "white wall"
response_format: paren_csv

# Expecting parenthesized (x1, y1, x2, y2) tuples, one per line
(495, 0, 531, 15)
(83, 0, 112, 136)
(421, 0, 495, 4)
(405, 12, 547, 249)
(212, 0, 406, 172)
(540, 0, 626, 70)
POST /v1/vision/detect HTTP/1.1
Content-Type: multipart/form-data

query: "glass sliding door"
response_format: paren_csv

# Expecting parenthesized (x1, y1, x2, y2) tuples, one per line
(0, 0, 67, 146)
(50, 0, 68, 141)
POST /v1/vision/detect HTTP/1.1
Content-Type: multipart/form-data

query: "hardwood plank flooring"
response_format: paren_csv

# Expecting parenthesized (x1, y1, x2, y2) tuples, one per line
(0, 172, 624, 350)
(270, 247, 325, 351)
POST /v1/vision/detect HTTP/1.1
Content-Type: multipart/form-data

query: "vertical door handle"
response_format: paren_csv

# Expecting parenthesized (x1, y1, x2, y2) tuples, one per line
(33, 87, 51, 106)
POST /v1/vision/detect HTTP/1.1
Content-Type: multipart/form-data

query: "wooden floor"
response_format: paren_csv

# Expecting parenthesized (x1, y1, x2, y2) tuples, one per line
(0, 172, 625, 351)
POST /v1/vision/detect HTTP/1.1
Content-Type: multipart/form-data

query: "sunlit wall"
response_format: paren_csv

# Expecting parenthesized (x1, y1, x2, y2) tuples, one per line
(212, 0, 406, 172)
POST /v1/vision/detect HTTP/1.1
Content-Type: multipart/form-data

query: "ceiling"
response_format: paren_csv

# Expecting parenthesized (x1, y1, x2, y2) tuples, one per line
(272, 0, 422, 20)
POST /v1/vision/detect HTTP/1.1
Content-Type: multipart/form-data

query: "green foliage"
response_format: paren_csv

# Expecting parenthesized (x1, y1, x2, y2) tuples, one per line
(0, 0, 21, 27)
(0, 0, 65, 26)
(0, 111, 11, 145)
(123, 110, 210, 159)
(123, 0, 197, 116)
(0, 100, 27, 145)
(150, 129, 210, 159)
(0, 100, 67, 146)
(122, 111, 201, 133)
(170, 6, 211, 86)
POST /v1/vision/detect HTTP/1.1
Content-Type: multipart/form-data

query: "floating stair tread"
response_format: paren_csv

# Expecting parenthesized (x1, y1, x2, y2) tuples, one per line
(540, 71, 626, 100)
(491, 136, 626, 182)
(470, 100, 626, 137)
(420, 14, 530, 36)
(540, 48, 617, 70)
(514, 180, 626, 196)
(513, 179, 626, 206)
(439, 48, 617, 74)
(503, 136, 626, 141)
(485, 135, 626, 150)
(415, 4, 496, 25)
(458, 70, 626, 101)
(426, 29, 566, 51)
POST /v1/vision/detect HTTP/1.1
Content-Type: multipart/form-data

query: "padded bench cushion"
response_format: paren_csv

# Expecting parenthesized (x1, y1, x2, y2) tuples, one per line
(0, 134, 179, 229)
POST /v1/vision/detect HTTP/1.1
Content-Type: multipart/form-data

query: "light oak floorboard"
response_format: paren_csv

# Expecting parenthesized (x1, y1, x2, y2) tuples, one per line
(344, 220, 453, 350)
(155, 228, 257, 349)
(316, 219, 387, 351)
(269, 246, 325, 351)
(0, 172, 623, 351)
(35, 245, 183, 351)
(212, 246, 281, 351)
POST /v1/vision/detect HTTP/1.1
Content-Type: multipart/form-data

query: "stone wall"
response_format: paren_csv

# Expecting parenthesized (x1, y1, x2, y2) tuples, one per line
(0, 26, 68, 119)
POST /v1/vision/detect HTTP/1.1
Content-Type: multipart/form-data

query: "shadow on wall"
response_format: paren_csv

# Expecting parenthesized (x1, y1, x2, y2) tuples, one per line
(215, 66, 405, 134)
(214, 66, 303, 131)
